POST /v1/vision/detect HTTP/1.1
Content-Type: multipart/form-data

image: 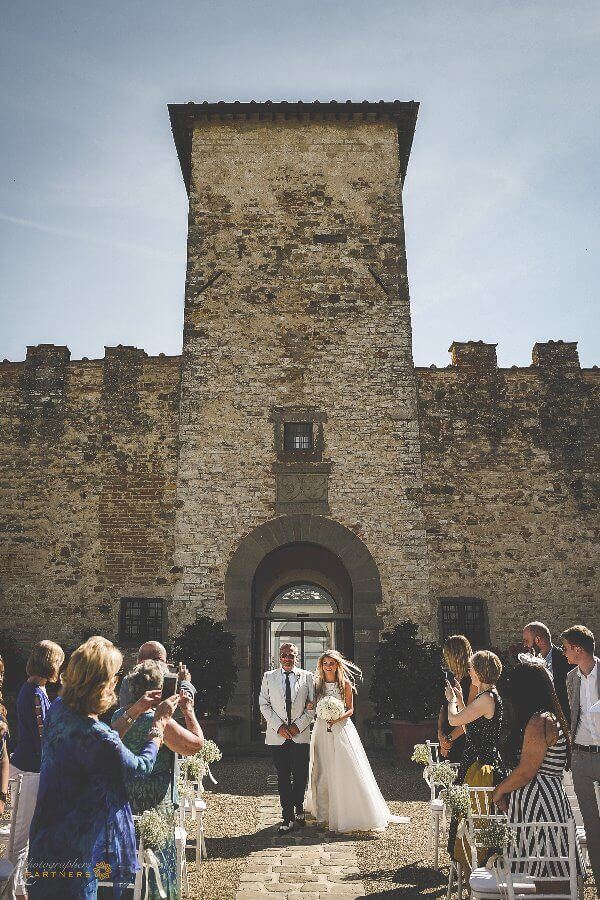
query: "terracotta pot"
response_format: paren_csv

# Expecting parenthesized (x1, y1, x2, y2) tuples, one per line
(390, 719, 437, 759)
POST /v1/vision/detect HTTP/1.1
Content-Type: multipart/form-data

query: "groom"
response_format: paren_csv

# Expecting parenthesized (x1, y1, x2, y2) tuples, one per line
(259, 641, 315, 834)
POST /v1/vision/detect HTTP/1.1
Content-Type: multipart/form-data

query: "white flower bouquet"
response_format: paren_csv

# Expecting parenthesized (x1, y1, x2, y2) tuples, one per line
(182, 739, 223, 782)
(477, 818, 514, 849)
(426, 761, 458, 788)
(138, 808, 172, 851)
(316, 696, 345, 732)
(443, 784, 471, 819)
(411, 743, 430, 766)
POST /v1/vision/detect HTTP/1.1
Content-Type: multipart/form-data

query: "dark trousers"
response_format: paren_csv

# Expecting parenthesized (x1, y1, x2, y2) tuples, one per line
(271, 740, 310, 823)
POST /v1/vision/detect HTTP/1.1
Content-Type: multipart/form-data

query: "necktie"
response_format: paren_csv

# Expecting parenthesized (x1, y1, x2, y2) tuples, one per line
(284, 671, 292, 726)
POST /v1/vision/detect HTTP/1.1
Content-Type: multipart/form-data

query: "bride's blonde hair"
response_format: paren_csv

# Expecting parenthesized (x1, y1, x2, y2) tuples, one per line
(314, 649, 362, 700)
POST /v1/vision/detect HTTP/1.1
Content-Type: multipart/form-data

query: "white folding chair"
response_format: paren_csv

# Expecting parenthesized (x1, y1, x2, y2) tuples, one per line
(0, 774, 23, 891)
(446, 784, 496, 900)
(178, 756, 209, 866)
(424, 742, 458, 869)
(96, 813, 168, 900)
(470, 819, 579, 900)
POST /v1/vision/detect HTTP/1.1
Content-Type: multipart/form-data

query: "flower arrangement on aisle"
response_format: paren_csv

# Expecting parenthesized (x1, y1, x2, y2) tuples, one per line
(426, 761, 458, 788)
(411, 743, 430, 765)
(181, 739, 223, 783)
(442, 784, 471, 819)
(138, 808, 172, 851)
(476, 818, 514, 849)
(316, 695, 345, 732)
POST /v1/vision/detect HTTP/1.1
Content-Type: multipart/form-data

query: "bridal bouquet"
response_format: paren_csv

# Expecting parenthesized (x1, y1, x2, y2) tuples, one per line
(316, 696, 345, 732)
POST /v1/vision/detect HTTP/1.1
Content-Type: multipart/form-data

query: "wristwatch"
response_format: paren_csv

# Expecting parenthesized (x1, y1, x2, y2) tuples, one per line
(123, 711, 136, 727)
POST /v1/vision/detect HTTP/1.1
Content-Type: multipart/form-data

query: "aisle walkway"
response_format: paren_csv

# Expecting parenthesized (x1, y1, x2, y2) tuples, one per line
(235, 785, 365, 899)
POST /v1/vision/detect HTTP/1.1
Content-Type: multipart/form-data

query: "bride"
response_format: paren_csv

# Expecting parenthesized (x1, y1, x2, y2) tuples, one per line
(305, 649, 409, 833)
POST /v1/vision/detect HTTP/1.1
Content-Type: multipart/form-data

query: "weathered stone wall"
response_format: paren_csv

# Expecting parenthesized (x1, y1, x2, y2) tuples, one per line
(417, 340, 600, 648)
(0, 345, 180, 650)
(173, 113, 432, 639)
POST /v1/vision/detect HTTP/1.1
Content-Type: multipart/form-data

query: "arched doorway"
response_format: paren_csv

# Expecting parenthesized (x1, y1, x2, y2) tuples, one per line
(224, 515, 383, 741)
(266, 583, 338, 672)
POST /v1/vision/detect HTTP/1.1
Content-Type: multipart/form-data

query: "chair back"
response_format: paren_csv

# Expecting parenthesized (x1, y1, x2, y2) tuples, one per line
(456, 785, 499, 870)
(498, 819, 578, 900)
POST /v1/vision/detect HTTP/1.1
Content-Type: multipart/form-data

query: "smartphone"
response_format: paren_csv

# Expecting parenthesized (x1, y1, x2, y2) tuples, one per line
(161, 672, 179, 700)
(442, 668, 453, 684)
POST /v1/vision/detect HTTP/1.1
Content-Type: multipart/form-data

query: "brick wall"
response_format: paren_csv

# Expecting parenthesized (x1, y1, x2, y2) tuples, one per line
(0, 345, 180, 650)
(416, 340, 600, 648)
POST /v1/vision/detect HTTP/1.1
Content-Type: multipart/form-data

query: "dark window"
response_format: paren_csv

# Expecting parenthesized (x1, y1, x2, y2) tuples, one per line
(284, 422, 313, 451)
(119, 598, 164, 643)
(439, 598, 487, 649)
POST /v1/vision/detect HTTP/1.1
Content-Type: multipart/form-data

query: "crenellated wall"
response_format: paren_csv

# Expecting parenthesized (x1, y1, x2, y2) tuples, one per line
(0, 345, 181, 648)
(416, 340, 600, 646)
(2, 336, 596, 655)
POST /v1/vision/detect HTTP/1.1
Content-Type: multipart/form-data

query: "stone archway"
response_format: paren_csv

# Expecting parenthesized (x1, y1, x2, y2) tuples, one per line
(224, 515, 383, 741)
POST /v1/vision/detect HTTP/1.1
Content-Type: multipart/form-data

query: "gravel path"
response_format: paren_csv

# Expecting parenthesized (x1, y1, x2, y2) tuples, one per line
(178, 753, 597, 899)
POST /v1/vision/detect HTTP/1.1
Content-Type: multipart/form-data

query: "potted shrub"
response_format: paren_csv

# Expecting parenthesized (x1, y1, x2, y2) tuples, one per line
(168, 615, 241, 746)
(370, 620, 442, 759)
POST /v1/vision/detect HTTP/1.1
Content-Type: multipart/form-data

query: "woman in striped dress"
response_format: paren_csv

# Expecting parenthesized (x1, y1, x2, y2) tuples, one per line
(493, 658, 585, 880)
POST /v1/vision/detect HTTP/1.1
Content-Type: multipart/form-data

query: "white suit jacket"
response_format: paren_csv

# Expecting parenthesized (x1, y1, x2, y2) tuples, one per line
(259, 667, 315, 745)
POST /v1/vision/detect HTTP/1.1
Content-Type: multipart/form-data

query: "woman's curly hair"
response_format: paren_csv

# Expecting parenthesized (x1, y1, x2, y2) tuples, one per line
(61, 636, 122, 716)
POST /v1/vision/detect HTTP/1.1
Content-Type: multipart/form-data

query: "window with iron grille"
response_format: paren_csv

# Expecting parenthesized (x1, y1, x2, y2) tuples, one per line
(284, 422, 313, 451)
(439, 598, 488, 649)
(119, 598, 164, 643)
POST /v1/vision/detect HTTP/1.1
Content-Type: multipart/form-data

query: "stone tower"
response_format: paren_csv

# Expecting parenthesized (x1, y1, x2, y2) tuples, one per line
(169, 100, 432, 737)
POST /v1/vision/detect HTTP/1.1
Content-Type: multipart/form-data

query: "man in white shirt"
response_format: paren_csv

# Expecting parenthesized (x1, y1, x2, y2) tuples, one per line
(259, 642, 314, 833)
(563, 625, 600, 889)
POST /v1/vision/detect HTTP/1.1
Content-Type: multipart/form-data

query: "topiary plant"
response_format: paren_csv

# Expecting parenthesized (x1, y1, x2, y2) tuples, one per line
(168, 615, 238, 718)
(370, 620, 443, 723)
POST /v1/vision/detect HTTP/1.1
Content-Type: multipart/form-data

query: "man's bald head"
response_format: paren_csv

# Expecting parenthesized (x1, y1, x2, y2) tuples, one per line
(137, 641, 168, 663)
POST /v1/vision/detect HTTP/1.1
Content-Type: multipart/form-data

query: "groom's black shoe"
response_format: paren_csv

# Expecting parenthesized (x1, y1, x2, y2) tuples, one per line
(294, 813, 306, 827)
(278, 820, 295, 835)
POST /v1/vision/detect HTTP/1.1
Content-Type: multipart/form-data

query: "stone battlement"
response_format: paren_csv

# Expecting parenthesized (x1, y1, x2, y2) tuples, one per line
(1, 340, 597, 374)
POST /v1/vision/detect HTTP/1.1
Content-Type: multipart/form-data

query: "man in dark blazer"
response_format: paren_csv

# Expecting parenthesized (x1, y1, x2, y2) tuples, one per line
(523, 621, 572, 720)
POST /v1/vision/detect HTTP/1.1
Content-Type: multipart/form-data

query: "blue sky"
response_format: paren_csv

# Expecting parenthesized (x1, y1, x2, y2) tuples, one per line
(1, 0, 598, 367)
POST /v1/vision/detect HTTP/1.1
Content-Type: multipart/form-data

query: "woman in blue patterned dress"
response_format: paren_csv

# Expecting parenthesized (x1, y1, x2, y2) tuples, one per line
(112, 660, 204, 900)
(27, 637, 179, 899)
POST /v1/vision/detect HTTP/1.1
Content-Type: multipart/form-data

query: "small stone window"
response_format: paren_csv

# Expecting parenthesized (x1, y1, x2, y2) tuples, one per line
(439, 598, 488, 649)
(284, 422, 313, 452)
(271, 407, 327, 465)
(119, 598, 164, 644)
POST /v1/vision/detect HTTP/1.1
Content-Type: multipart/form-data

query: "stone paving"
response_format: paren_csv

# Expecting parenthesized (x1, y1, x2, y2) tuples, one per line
(235, 782, 365, 899)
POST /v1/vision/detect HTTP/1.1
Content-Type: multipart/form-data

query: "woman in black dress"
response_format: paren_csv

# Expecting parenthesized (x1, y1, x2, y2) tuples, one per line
(437, 635, 476, 763)
(445, 650, 506, 868)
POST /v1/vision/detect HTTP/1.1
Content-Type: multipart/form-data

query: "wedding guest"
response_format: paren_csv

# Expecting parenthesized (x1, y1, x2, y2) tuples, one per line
(445, 650, 506, 870)
(562, 625, 600, 890)
(8, 640, 64, 900)
(119, 640, 195, 707)
(493, 658, 585, 883)
(112, 660, 204, 900)
(0, 654, 9, 820)
(438, 635, 477, 762)
(27, 636, 179, 899)
(523, 620, 572, 719)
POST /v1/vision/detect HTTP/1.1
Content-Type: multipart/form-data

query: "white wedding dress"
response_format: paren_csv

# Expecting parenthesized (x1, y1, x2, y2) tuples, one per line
(304, 682, 409, 833)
